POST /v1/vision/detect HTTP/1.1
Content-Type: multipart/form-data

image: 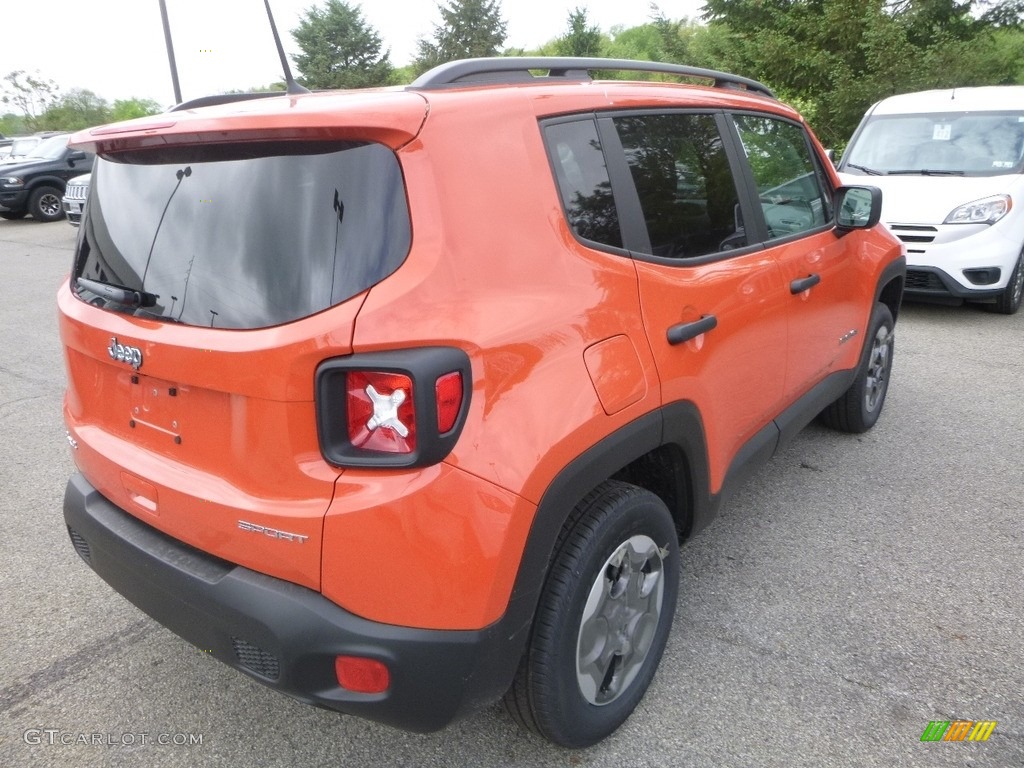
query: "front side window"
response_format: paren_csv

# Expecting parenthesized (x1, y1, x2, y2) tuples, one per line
(28, 135, 71, 160)
(614, 113, 746, 259)
(73, 141, 410, 329)
(732, 115, 832, 240)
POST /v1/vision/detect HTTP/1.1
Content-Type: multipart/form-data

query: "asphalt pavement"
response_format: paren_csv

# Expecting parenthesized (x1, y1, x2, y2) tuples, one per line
(0, 218, 1021, 767)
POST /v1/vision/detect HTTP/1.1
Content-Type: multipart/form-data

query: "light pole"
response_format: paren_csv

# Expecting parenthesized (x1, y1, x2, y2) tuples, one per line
(158, 0, 183, 104)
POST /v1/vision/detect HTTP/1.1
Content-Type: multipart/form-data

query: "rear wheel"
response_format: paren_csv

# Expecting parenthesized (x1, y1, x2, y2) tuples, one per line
(990, 250, 1023, 315)
(820, 302, 895, 433)
(504, 481, 679, 748)
(0, 210, 28, 220)
(28, 186, 65, 222)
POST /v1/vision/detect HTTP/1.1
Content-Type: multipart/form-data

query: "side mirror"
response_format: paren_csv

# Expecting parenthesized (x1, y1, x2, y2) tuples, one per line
(67, 150, 87, 165)
(835, 186, 882, 233)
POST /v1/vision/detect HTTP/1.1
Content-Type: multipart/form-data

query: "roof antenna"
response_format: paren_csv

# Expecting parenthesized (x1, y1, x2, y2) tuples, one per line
(263, 0, 309, 94)
(158, 0, 183, 104)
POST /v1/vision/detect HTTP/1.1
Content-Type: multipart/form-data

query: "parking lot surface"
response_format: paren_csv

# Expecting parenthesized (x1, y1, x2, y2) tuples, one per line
(1, 219, 1021, 767)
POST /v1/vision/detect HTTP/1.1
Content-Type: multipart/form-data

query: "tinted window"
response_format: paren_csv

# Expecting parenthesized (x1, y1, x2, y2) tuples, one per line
(73, 141, 410, 329)
(614, 113, 745, 259)
(544, 119, 623, 249)
(732, 115, 832, 240)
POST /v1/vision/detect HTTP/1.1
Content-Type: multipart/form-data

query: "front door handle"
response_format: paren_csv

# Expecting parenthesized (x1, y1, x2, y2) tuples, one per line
(790, 273, 821, 294)
(667, 314, 717, 345)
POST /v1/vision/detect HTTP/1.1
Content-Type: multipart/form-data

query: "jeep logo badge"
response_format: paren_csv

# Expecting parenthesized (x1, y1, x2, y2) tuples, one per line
(108, 337, 143, 369)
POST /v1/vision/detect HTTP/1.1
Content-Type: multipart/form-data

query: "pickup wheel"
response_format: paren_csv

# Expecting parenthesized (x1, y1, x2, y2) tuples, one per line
(989, 249, 1023, 315)
(820, 302, 895, 433)
(504, 481, 679, 747)
(28, 185, 65, 222)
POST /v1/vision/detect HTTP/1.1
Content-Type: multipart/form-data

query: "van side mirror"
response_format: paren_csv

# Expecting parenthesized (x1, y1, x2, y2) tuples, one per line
(835, 186, 882, 233)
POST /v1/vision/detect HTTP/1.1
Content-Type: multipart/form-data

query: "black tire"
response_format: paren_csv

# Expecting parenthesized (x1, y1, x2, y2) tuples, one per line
(28, 185, 65, 222)
(0, 210, 28, 220)
(820, 302, 895, 433)
(504, 481, 679, 748)
(990, 250, 1023, 315)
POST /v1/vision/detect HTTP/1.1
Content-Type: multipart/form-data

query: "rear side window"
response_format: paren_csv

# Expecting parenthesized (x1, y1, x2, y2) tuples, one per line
(544, 119, 623, 249)
(613, 113, 746, 259)
(73, 141, 410, 330)
(732, 115, 832, 240)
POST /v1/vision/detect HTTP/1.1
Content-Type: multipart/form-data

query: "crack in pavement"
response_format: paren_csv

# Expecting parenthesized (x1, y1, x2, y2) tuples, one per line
(0, 619, 156, 717)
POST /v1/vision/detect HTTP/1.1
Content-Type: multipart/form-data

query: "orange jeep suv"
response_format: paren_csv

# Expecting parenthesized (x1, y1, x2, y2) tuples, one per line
(60, 58, 905, 747)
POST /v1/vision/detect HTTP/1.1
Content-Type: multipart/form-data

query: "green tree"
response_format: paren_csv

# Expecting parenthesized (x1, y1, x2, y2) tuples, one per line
(39, 89, 111, 131)
(556, 7, 604, 56)
(650, 4, 694, 62)
(291, 0, 393, 89)
(0, 113, 29, 136)
(112, 98, 163, 122)
(979, 0, 1024, 26)
(696, 0, 1024, 146)
(1, 71, 60, 132)
(414, 0, 508, 73)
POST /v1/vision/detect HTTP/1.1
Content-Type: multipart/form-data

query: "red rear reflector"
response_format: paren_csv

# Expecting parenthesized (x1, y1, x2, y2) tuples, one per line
(347, 371, 416, 454)
(435, 371, 463, 433)
(335, 655, 390, 693)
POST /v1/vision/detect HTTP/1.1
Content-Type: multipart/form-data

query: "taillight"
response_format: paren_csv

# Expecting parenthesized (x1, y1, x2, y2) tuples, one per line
(315, 348, 471, 468)
(347, 371, 417, 454)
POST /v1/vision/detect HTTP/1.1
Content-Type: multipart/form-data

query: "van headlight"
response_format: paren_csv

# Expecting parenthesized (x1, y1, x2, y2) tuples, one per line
(944, 195, 1011, 225)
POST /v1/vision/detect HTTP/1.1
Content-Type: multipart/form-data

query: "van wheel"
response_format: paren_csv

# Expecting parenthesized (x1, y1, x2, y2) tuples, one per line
(990, 250, 1023, 315)
(29, 186, 65, 222)
(820, 302, 895, 433)
(504, 481, 679, 747)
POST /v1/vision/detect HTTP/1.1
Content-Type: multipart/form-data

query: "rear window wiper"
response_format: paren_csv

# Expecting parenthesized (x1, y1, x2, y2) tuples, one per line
(846, 163, 882, 176)
(885, 169, 965, 176)
(76, 277, 159, 308)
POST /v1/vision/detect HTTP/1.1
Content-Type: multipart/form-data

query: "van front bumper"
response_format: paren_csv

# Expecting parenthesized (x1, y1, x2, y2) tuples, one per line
(62, 472, 525, 733)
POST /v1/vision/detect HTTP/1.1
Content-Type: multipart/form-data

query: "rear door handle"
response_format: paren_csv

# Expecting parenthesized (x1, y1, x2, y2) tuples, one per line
(667, 315, 717, 345)
(790, 273, 821, 294)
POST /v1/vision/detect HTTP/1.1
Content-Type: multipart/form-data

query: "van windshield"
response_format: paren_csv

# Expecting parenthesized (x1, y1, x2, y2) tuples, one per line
(72, 141, 410, 329)
(842, 112, 1024, 176)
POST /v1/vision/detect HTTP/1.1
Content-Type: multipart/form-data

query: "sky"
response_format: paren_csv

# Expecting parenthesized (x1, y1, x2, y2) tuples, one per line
(1, 0, 705, 111)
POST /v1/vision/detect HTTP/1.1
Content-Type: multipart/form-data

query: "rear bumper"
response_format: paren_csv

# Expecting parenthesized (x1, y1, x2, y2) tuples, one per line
(63, 473, 522, 733)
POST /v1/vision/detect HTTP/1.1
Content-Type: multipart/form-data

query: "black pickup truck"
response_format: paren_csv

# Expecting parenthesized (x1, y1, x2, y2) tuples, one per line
(0, 134, 94, 222)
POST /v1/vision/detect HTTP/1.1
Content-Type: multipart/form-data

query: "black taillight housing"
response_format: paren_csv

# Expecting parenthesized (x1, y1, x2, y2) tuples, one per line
(315, 347, 472, 468)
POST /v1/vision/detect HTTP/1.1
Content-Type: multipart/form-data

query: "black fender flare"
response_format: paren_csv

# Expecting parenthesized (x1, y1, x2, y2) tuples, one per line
(25, 175, 69, 197)
(467, 402, 715, 709)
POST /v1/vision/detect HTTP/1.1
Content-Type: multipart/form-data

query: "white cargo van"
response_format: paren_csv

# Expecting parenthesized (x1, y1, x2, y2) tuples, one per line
(838, 86, 1024, 314)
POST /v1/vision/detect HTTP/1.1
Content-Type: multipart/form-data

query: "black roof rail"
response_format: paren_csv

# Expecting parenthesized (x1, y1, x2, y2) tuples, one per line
(169, 91, 285, 112)
(409, 57, 775, 99)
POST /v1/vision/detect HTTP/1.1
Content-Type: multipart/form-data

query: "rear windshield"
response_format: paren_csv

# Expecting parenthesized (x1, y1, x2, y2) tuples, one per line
(73, 141, 410, 329)
(842, 111, 1024, 176)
